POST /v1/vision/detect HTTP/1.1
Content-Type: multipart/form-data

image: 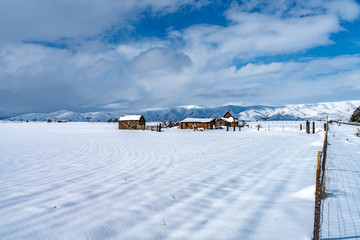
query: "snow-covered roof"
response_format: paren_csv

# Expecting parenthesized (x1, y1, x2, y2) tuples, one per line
(119, 115, 143, 121)
(221, 117, 238, 123)
(181, 117, 215, 123)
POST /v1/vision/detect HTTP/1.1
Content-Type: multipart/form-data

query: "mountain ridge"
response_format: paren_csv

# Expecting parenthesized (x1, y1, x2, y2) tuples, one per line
(6, 100, 360, 122)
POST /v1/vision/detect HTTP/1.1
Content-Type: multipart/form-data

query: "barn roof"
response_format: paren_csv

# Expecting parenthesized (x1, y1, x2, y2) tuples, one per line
(221, 117, 238, 123)
(119, 115, 143, 121)
(181, 117, 215, 123)
(223, 109, 236, 117)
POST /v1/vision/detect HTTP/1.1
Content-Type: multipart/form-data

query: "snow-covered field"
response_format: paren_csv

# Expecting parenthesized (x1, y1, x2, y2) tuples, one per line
(0, 122, 324, 240)
(322, 124, 360, 239)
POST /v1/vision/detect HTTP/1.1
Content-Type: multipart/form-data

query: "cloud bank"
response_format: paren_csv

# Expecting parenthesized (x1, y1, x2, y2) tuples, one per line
(0, 0, 360, 117)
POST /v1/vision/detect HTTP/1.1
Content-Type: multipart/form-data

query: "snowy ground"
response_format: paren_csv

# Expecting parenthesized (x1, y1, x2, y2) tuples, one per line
(322, 124, 360, 240)
(0, 122, 324, 240)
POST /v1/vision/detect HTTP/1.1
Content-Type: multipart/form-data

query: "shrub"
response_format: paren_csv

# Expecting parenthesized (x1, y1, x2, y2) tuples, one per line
(350, 106, 360, 122)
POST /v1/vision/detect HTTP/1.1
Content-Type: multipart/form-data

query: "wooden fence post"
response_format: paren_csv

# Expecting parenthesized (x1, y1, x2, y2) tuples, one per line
(306, 120, 310, 134)
(300, 124, 302, 131)
(313, 122, 315, 134)
(313, 151, 322, 240)
(326, 121, 329, 132)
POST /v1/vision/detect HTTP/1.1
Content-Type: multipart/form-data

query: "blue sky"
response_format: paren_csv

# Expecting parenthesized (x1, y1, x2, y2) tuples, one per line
(1, 0, 360, 117)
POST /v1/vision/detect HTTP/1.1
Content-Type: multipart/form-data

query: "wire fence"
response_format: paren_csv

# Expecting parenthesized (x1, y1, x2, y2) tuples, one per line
(312, 121, 329, 240)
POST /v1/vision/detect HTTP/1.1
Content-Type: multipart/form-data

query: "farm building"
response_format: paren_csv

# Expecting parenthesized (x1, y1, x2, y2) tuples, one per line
(216, 110, 238, 127)
(180, 118, 215, 130)
(118, 115, 146, 130)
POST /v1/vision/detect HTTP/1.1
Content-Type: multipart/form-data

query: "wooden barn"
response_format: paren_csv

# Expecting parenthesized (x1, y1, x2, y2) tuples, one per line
(180, 118, 215, 130)
(216, 110, 238, 127)
(118, 115, 146, 130)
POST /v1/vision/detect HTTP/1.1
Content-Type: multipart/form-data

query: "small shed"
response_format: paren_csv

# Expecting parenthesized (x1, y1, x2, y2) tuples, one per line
(180, 118, 215, 130)
(216, 110, 238, 127)
(118, 115, 145, 130)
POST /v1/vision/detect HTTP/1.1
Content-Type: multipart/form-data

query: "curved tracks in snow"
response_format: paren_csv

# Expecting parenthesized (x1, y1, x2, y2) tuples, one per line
(0, 122, 321, 240)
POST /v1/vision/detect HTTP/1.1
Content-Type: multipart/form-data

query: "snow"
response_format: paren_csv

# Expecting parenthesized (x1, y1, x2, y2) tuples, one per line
(0, 122, 326, 239)
(179, 105, 204, 110)
(238, 100, 360, 121)
(8, 110, 118, 122)
(291, 185, 316, 201)
(119, 115, 143, 121)
(322, 124, 360, 239)
(221, 117, 237, 123)
(181, 117, 215, 123)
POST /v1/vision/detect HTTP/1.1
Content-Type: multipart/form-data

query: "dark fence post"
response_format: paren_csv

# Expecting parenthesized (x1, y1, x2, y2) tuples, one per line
(300, 124, 302, 131)
(313, 122, 315, 134)
(321, 128, 328, 174)
(306, 120, 310, 134)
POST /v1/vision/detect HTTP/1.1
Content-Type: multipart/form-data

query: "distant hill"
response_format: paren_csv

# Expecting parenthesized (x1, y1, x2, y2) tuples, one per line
(6, 100, 360, 122)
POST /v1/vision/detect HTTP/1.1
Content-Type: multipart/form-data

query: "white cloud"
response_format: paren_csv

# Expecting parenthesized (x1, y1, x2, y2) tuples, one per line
(116, 39, 171, 60)
(116, 45, 145, 60)
(180, 10, 343, 69)
(167, 0, 360, 71)
(131, 47, 192, 72)
(0, 43, 129, 115)
(345, 70, 360, 89)
(229, 0, 360, 20)
(0, 0, 207, 42)
(1, 40, 360, 116)
(325, 0, 360, 21)
(1, 0, 360, 117)
(235, 62, 284, 77)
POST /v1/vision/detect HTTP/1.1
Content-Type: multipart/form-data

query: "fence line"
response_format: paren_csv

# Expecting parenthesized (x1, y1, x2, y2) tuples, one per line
(312, 121, 329, 240)
(332, 121, 360, 126)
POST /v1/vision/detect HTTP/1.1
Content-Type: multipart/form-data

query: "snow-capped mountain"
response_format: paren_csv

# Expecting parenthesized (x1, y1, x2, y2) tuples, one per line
(6, 100, 360, 122)
(238, 101, 360, 121)
(7, 110, 118, 122)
